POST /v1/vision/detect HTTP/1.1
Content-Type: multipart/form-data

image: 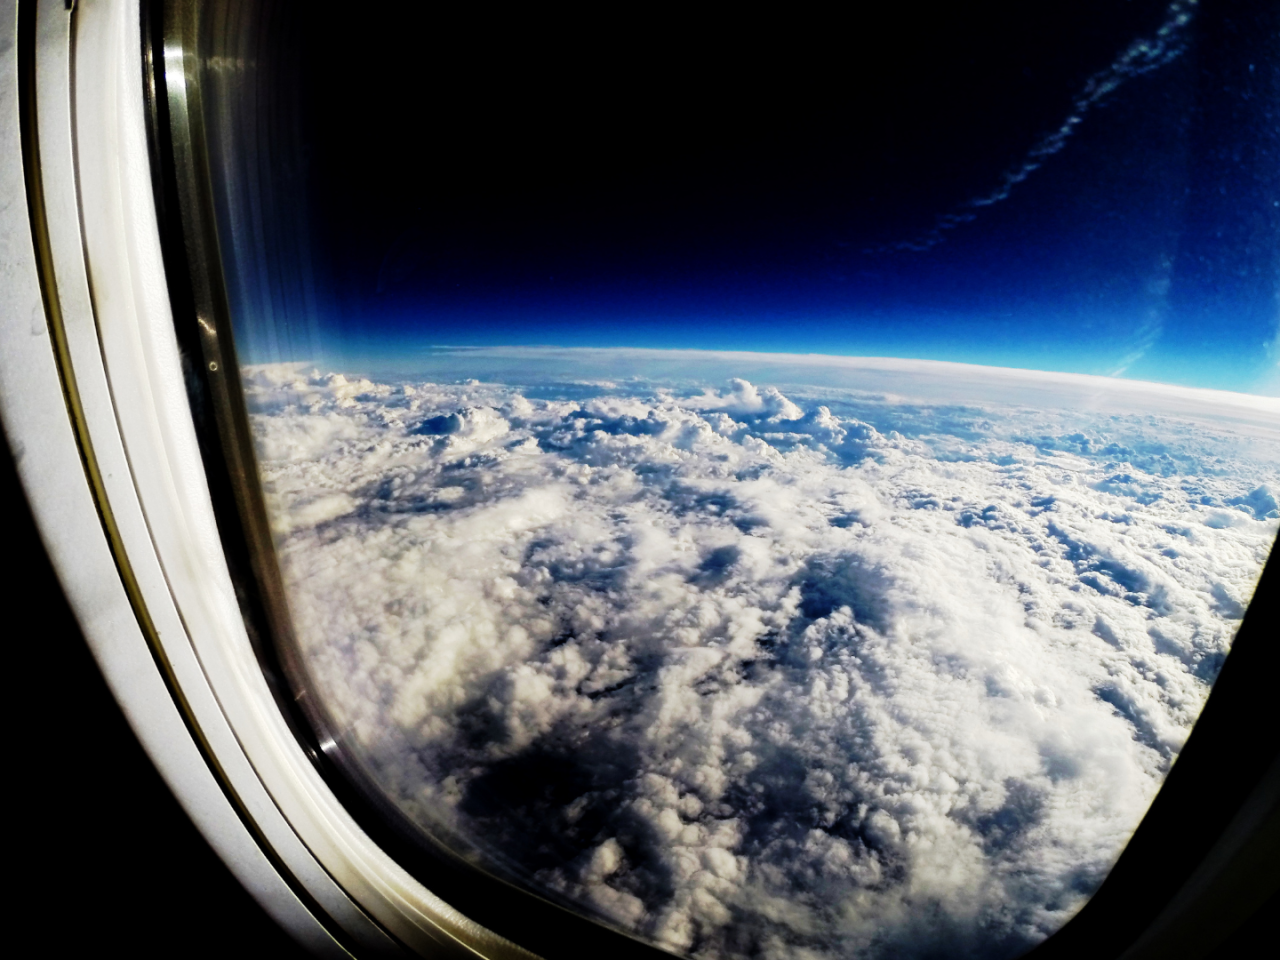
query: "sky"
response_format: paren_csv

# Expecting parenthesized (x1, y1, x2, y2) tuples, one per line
(197, 7, 1280, 951)
(219, 0, 1279, 394)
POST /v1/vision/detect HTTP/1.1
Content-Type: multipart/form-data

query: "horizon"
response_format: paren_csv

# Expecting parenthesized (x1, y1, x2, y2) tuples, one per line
(255, 343, 1280, 408)
(231, 0, 1279, 415)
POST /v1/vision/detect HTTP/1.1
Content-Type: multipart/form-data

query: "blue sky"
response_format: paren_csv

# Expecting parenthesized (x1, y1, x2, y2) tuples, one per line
(229, 0, 1278, 395)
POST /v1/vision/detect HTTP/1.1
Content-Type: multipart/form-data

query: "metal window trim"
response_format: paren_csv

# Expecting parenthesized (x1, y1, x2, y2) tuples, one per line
(1, 1, 349, 952)
(5, 2, 534, 957)
(4, 3, 1276, 959)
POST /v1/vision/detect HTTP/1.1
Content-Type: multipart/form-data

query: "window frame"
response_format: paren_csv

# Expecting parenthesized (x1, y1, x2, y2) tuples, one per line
(0, 1, 1275, 958)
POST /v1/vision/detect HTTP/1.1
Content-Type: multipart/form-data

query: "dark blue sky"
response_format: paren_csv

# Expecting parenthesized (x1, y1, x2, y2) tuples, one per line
(226, 0, 1278, 394)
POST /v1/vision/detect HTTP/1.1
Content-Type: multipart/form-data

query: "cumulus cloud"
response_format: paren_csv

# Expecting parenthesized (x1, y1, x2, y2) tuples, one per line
(680, 378, 804, 421)
(244, 361, 1276, 960)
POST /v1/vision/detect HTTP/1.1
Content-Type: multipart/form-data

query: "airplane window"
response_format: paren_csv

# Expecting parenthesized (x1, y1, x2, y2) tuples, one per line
(144, 1, 1277, 957)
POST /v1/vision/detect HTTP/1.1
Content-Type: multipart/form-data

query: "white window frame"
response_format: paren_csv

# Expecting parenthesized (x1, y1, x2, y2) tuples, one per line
(0, 3, 534, 956)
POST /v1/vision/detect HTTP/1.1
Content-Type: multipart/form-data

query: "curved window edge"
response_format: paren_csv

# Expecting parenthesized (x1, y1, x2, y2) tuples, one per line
(148, 0, 1280, 953)
(0, 1, 353, 954)
(5, 2, 522, 958)
(1, 1, 1275, 958)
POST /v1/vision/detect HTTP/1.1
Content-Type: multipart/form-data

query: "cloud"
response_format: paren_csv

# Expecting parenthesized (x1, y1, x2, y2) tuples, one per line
(680, 378, 804, 421)
(874, 0, 1200, 253)
(366, 347, 1280, 423)
(244, 361, 1276, 959)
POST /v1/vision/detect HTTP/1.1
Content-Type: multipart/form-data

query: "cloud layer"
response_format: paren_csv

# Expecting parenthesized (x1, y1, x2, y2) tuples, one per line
(246, 362, 1276, 959)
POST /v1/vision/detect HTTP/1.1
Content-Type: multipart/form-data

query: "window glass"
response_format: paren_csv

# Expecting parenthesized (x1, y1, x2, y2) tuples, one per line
(185, 2, 1278, 957)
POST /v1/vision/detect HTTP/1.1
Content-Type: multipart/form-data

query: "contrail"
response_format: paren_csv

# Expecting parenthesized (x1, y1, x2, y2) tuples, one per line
(871, 0, 1199, 254)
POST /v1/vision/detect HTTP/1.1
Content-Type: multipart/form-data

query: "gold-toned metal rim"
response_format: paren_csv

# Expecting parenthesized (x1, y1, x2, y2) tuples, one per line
(19, 0, 362, 953)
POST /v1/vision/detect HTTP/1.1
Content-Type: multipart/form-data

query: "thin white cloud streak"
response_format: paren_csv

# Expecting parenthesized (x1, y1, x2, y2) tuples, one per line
(874, 0, 1200, 253)
(369, 346, 1280, 433)
(245, 361, 1275, 959)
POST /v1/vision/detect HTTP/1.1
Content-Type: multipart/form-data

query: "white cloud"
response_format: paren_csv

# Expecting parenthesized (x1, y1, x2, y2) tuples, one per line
(362, 347, 1280, 426)
(244, 361, 1277, 959)
(877, 0, 1200, 253)
(681, 378, 804, 421)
